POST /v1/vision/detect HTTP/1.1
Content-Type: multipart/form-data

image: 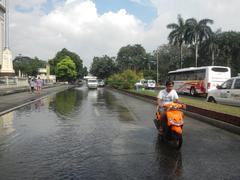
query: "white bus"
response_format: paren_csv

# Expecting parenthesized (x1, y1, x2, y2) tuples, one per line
(168, 66, 231, 96)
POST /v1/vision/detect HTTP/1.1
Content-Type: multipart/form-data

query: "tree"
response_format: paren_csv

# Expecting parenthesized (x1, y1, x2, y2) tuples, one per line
(200, 29, 221, 66)
(185, 18, 213, 67)
(167, 14, 186, 68)
(13, 56, 46, 76)
(55, 56, 77, 82)
(107, 69, 143, 89)
(49, 48, 84, 78)
(215, 31, 240, 76)
(116, 44, 147, 71)
(90, 55, 117, 79)
(153, 44, 192, 84)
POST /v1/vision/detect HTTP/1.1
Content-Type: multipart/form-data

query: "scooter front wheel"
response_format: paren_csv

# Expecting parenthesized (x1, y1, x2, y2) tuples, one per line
(176, 135, 183, 149)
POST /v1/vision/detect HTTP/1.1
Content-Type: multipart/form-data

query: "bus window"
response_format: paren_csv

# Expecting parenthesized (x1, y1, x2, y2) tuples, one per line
(212, 67, 229, 72)
(188, 71, 194, 80)
(195, 69, 206, 80)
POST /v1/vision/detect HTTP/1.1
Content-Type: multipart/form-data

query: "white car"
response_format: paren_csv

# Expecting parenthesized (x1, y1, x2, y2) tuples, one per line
(143, 80, 156, 89)
(87, 78, 98, 89)
(207, 76, 240, 106)
(98, 79, 105, 87)
(135, 79, 145, 88)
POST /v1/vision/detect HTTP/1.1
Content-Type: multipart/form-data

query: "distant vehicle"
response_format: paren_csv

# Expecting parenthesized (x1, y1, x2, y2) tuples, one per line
(207, 76, 240, 106)
(87, 78, 98, 89)
(135, 79, 145, 88)
(98, 79, 105, 87)
(168, 66, 231, 96)
(143, 80, 156, 89)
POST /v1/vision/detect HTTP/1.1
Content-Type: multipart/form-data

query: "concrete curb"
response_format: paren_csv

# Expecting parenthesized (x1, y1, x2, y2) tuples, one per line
(107, 87, 240, 135)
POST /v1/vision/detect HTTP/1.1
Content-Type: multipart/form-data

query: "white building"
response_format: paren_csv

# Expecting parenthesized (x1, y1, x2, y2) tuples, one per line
(37, 65, 56, 84)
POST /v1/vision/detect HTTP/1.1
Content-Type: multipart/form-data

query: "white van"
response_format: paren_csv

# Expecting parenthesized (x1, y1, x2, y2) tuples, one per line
(207, 76, 240, 106)
(87, 78, 98, 89)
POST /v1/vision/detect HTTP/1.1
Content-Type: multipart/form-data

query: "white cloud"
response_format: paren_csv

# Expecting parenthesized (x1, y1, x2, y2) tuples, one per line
(9, 0, 240, 68)
(10, 0, 146, 67)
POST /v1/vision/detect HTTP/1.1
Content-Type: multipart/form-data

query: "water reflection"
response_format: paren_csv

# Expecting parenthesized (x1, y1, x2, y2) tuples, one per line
(155, 134, 183, 179)
(0, 112, 15, 137)
(49, 89, 83, 116)
(102, 90, 135, 122)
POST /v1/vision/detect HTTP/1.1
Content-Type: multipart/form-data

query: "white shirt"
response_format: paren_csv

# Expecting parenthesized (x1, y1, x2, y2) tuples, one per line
(157, 89, 179, 106)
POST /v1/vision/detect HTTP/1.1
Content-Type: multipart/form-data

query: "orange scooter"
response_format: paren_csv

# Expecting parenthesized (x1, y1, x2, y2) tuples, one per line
(154, 103, 186, 149)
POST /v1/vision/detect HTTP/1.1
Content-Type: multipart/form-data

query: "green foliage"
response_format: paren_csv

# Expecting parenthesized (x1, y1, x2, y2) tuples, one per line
(107, 69, 143, 89)
(90, 55, 117, 79)
(116, 44, 147, 71)
(56, 56, 77, 82)
(49, 89, 80, 115)
(49, 48, 85, 78)
(155, 44, 192, 84)
(13, 56, 47, 76)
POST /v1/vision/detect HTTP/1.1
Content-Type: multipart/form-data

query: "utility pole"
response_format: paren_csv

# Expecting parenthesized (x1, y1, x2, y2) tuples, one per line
(156, 51, 159, 84)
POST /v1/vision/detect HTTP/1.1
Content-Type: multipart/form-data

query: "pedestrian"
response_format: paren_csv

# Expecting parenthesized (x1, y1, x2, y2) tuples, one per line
(36, 77, 43, 94)
(27, 77, 31, 93)
(30, 78, 35, 93)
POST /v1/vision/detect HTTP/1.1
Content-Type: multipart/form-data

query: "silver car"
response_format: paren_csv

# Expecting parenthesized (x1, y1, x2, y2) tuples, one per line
(207, 76, 240, 106)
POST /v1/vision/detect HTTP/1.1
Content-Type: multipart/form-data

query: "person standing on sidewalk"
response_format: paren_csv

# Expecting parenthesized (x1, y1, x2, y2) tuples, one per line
(30, 78, 35, 93)
(27, 77, 32, 93)
(36, 77, 43, 94)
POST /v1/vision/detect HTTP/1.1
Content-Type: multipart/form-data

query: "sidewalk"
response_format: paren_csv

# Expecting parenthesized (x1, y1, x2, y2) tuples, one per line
(0, 84, 75, 115)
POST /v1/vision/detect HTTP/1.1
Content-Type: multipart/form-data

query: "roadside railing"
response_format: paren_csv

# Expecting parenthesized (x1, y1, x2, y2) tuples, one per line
(0, 76, 28, 89)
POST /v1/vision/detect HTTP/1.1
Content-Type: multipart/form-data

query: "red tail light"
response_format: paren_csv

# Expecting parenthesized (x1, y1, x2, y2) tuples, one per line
(207, 83, 211, 89)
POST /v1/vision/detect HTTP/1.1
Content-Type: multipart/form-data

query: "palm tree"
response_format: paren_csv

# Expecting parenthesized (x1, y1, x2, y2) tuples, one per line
(208, 29, 221, 65)
(167, 14, 186, 68)
(185, 18, 213, 67)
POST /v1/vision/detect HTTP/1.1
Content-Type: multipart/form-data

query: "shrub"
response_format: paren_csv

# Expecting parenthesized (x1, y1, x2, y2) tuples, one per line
(107, 69, 143, 89)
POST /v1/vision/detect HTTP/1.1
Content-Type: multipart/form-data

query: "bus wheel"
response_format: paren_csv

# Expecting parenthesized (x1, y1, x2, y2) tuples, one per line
(190, 87, 197, 96)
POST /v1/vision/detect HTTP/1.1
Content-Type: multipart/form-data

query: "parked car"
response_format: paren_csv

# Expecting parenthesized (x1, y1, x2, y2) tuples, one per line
(98, 79, 105, 87)
(207, 76, 240, 106)
(134, 79, 145, 88)
(143, 80, 156, 89)
(87, 78, 98, 89)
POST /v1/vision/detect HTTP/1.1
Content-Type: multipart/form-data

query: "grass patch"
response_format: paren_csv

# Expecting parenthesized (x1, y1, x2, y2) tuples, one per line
(130, 89, 240, 117)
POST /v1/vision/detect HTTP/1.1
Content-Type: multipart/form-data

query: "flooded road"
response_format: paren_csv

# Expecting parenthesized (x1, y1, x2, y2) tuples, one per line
(0, 86, 240, 180)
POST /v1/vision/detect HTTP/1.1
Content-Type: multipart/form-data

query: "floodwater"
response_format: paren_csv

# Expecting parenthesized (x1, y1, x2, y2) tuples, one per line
(0, 86, 239, 180)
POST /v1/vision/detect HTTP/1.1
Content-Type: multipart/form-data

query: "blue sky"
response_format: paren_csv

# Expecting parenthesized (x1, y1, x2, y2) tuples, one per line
(92, 0, 157, 23)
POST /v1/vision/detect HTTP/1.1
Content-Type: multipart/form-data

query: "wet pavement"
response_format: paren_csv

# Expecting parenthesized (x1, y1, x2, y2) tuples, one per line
(0, 86, 239, 180)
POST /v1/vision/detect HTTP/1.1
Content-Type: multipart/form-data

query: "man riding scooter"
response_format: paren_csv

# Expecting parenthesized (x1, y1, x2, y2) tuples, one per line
(156, 81, 181, 135)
